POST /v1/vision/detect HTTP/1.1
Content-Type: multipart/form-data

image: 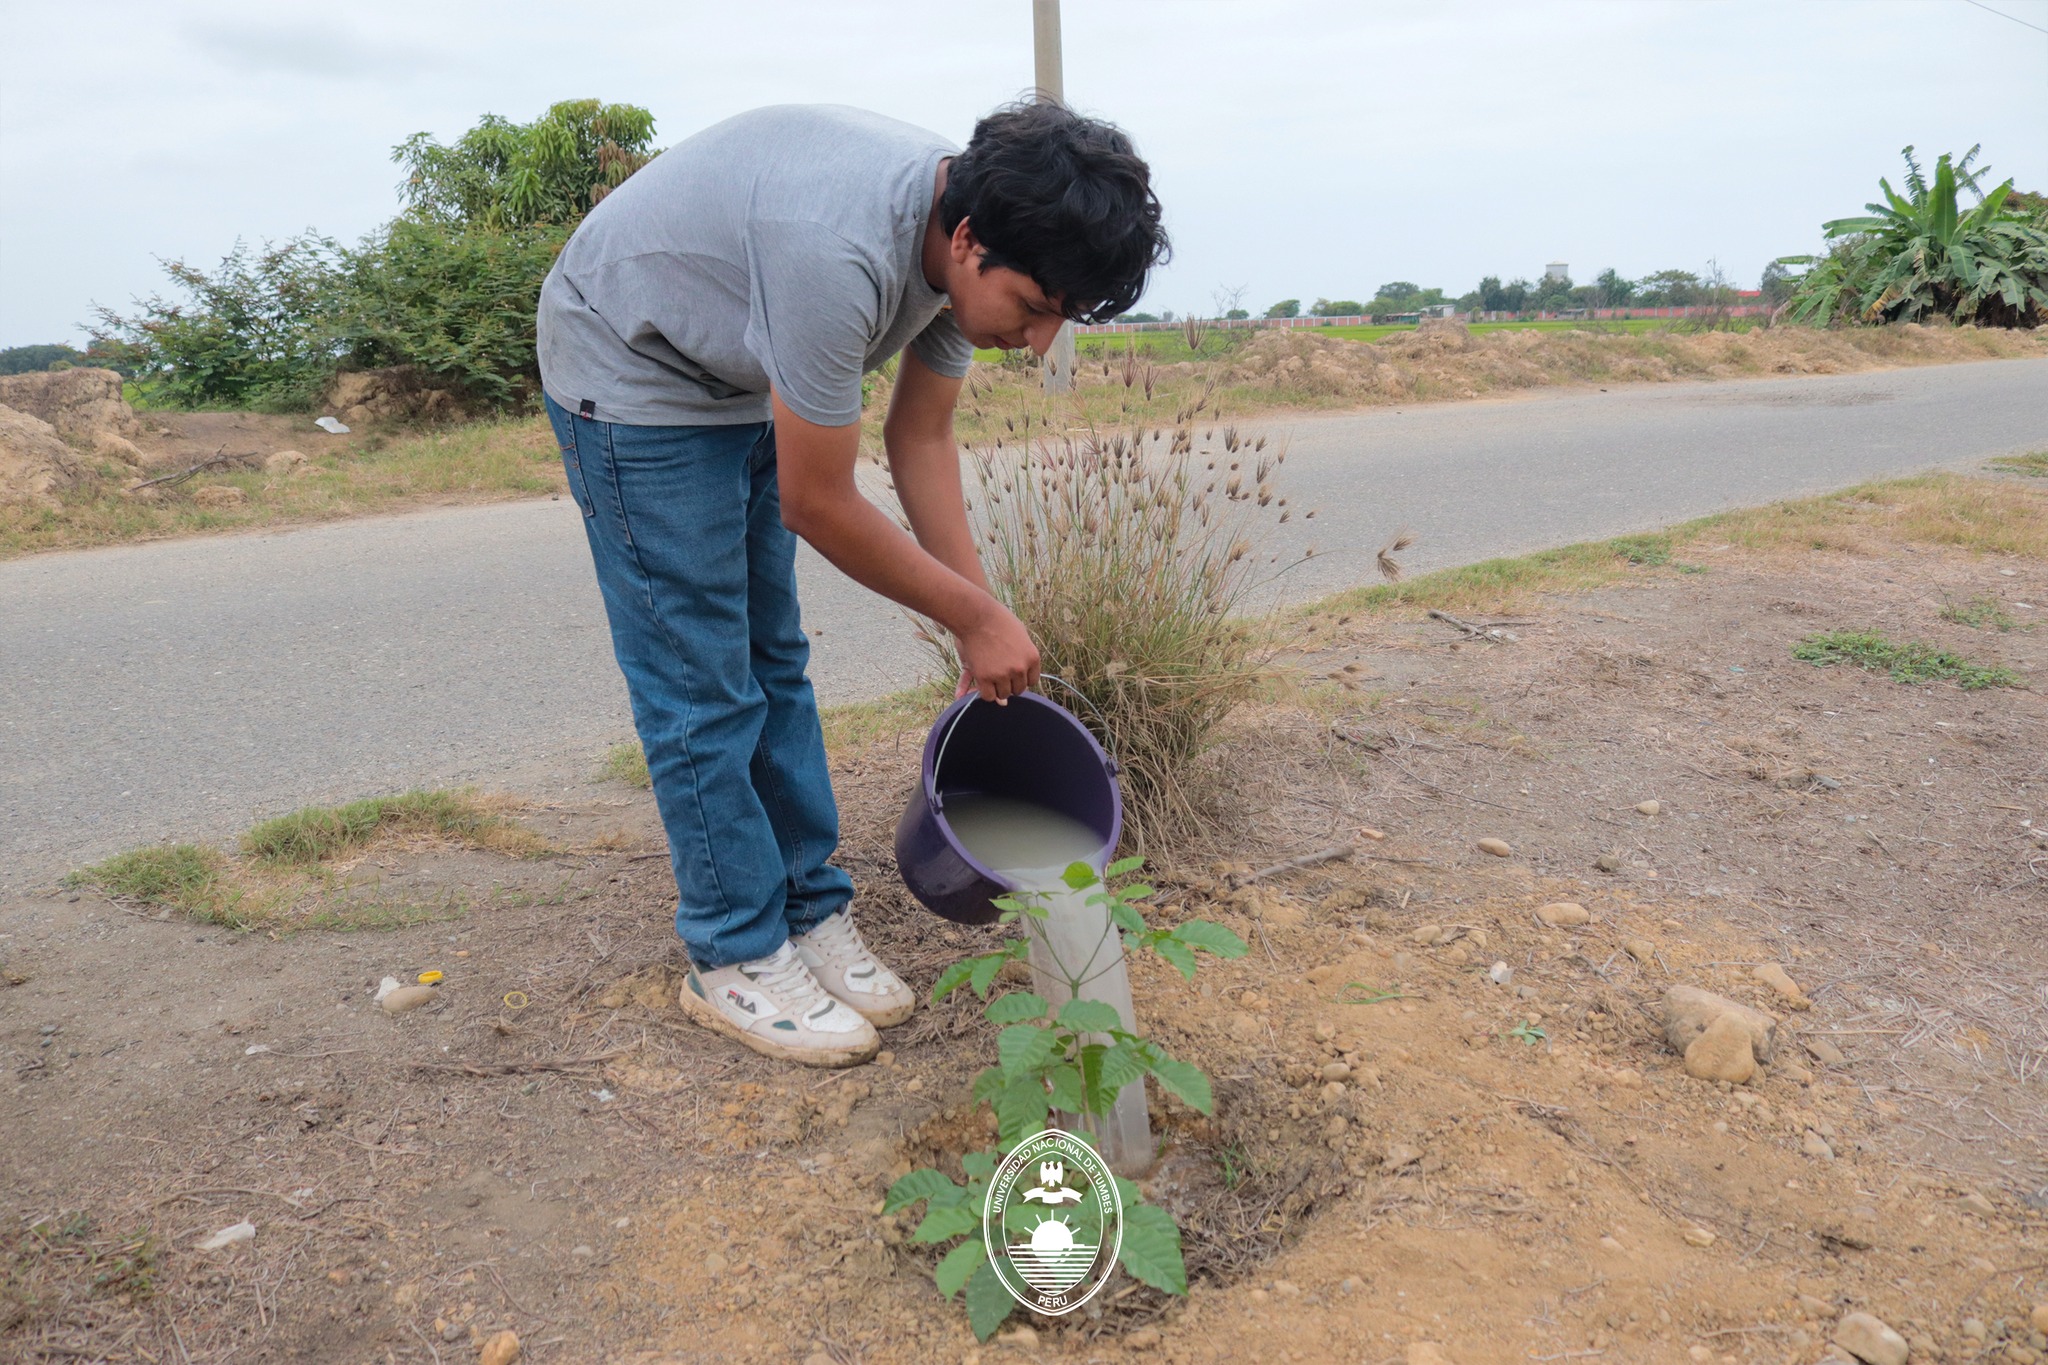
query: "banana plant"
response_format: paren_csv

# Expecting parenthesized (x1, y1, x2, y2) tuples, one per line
(1776, 145, 2048, 329)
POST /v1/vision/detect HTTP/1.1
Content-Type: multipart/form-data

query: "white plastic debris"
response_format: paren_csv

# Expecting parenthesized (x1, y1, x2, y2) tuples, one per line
(314, 415, 351, 434)
(591, 1088, 616, 1103)
(374, 975, 402, 1003)
(1488, 962, 1514, 986)
(243, 1043, 272, 1055)
(196, 1221, 256, 1251)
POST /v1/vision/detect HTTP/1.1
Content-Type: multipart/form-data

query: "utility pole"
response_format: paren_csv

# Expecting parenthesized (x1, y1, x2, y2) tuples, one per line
(1032, 0, 1076, 394)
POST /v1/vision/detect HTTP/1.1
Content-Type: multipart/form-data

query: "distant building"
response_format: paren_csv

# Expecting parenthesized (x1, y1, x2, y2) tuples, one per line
(1544, 261, 1569, 283)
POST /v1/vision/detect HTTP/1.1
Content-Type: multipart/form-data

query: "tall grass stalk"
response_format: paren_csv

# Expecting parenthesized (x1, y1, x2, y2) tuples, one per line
(924, 418, 1306, 842)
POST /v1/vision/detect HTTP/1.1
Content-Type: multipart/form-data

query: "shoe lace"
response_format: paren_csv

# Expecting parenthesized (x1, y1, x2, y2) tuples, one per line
(802, 911, 866, 961)
(751, 944, 836, 1015)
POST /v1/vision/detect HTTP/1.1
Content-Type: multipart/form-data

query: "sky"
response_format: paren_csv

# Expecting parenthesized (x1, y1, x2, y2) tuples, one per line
(2, 0, 2045, 347)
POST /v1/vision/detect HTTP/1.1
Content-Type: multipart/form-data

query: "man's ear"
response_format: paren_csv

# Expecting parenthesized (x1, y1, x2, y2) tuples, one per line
(949, 218, 982, 267)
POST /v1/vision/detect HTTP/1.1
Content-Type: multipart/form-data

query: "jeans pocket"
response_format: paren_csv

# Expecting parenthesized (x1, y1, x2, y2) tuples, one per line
(561, 444, 597, 519)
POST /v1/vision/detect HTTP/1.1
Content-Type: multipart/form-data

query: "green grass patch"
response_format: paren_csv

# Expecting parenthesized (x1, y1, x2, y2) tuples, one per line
(1990, 450, 2048, 479)
(66, 844, 230, 918)
(242, 788, 542, 864)
(1791, 630, 2020, 690)
(1939, 595, 2019, 631)
(598, 742, 652, 789)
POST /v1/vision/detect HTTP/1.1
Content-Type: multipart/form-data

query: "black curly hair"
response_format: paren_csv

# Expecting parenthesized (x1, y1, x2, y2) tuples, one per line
(938, 100, 1170, 324)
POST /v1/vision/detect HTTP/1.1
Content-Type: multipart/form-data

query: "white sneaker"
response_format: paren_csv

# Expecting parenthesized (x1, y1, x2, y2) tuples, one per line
(678, 941, 879, 1068)
(792, 908, 916, 1028)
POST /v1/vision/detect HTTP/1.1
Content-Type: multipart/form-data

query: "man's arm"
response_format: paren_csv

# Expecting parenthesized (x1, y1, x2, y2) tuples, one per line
(772, 381, 1039, 703)
(883, 348, 988, 595)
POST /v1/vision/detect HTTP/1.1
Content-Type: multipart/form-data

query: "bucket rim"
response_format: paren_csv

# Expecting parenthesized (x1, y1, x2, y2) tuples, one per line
(921, 689, 1123, 888)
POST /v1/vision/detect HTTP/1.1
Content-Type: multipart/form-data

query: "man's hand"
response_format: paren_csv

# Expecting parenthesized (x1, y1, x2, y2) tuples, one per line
(955, 599, 1041, 704)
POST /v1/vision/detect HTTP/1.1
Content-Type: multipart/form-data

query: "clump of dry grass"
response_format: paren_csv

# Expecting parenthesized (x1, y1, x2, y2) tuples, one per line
(921, 417, 1306, 843)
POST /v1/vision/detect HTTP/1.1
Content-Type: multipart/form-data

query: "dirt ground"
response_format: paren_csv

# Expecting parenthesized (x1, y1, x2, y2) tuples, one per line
(5, 484, 2046, 1365)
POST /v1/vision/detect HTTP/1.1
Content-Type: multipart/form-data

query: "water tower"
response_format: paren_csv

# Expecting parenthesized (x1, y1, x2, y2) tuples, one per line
(1544, 261, 1569, 283)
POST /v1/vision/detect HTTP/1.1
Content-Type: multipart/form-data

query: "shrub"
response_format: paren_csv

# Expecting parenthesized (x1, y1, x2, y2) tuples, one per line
(1791, 629, 2020, 689)
(922, 415, 1300, 841)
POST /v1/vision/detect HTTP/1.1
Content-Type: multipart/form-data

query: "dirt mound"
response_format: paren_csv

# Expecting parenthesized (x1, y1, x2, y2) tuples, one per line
(0, 368, 147, 464)
(1220, 322, 2048, 407)
(326, 366, 468, 428)
(0, 404, 106, 508)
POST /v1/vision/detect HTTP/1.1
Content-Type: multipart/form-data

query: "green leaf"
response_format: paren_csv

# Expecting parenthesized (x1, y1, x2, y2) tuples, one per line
(1117, 1201, 1187, 1295)
(1046, 1062, 1085, 1112)
(997, 1024, 1058, 1078)
(883, 1167, 959, 1214)
(930, 959, 976, 1006)
(1056, 998, 1123, 1033)
(984, 992, 1048, 1024)
(1061, 861, 1099, 890)
(1086, 1040, 1147, 1115)
(1145, 1056, 1214, 1114)
(935, 1238, 987, 1299)
(962, 1149, 999, 1181)
(995, 1075, 1049, 1145)
(1105, 855, 1145, 878)
(972, 1066, 1008, 1104)
(912, 1202, 981, 1243)
(1155, 938, 1198, 981)
(965, 1259, 1015, 1341)
(1117, 882, 1155, 901)
(1173, 919, 1250, 958)
(1109, 900, 1146, 933)
(968, 953, 1007, 999)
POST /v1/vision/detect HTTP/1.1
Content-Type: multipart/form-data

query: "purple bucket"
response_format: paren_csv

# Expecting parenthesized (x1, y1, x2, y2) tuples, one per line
(894, 688, 1123, 926)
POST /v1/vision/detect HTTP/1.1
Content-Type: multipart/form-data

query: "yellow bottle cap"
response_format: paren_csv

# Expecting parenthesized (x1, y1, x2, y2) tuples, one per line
(416, 970, 444, 985)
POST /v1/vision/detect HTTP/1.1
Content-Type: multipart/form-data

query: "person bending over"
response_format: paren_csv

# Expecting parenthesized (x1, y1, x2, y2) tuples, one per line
(536, 100, 1168, 1067)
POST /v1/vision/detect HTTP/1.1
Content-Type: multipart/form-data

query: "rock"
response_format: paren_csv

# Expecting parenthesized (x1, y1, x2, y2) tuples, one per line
(1320, 1061, 1350, 1082)
(1961, 1318, 1988, 1341)
(1476, 838, 1512, 858)
(1487, 962, 1513, 986)
(1338, 1276, 1362, 1295)
(1536, 902, 1590, 927)
(1410, 924, 1444, 944)
(1599, 1236, 1624, 1252)
(1125, 1327, 1161, 1350)
(1595, 854, 1622, 873)
(325, 366, 468, 426)
(1623, 938, 1657, 964)
(479, 1330, 522, 1365)
(1405, 1345, 1450, 1365)
(1754, 963, 1812, 1009)
(997, 1325, 1038, 1348)
(0, 368, 148, 460)
(1384, 1143, 1422, 1170)
(1802, 1130, 1836, 1160)
(803, 1355, 835, 1365)
(1833, 1312, 1907, 1365)
(1681, 1226, 1716, 1248)
(195, 1220, 256, 1251)
(1957, 1190, 1995, 1217)
(1805, 1036, 1846, 1066)
(1663, 985, 1778, 1063)
(1228, 1012, 1261, 1041)
(2031, 1303, 2048, 1334)
(1779, 1061, 1813, 1084)
(265, 449, 308, 474)
(380, 984, 439, 1014)
(2, 402, 114, 510)
(1684, 1014, 1757, 1084)
(193, 484, 246, 507)
(1272, 1280, 1300, 1297)
(1636, 800, 1661, 815)
(1798, 1294, 1836, 1318)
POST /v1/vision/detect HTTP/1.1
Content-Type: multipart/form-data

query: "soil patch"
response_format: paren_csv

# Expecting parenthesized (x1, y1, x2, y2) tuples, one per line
(4, 507, 2046, 1363)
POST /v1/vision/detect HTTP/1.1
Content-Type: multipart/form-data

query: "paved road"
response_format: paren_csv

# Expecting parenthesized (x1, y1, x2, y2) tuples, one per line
(4, 357, 2044, 888)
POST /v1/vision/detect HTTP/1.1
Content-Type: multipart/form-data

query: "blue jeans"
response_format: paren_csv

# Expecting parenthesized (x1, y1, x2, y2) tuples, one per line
(544, 393, 854, 968)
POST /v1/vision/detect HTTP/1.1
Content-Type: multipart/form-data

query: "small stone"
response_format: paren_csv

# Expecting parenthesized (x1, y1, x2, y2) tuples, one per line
(1273, 1280, 1300, 1298)
(1476, 838, 1512, 858)
(1958, 1190, 1996, 1217)
(1384, 1143, 1422, 1170)
(1410, 924, 1443, 944)
(997, 1326, 1038, 1348)
(1636, 800, 1661, 815)
(1802, 1130, 1836, 1160)
(1681, 1226, 1716, 1248)
(1466, 928, 1489, 950)
(1780, 1061, 1813, 1084)
(1799, 1294, 1836, 1318)
(1595, 854, 1623, 873)
(704, 1252, 727, 1276)
(1599, 1236, 1624, 1252)
(1754, 962, 1812, 1009)
(1229, 1012, 1261, 1040)
(1488, 962, 1513, 986)
(1962, 1319, 1989, 1341)
(1321, 1061, 1350, 1082)
(380, 984, 439, 1014)
(1536, 902, 1590, 927)
(327, 1268, 351, 1285)
(1833, 1312, 1908, 1365)
(1125, 1327, 1161, 1351)
(2032, 1303, 2048, 1334)
(876, 1050, 895, 1066)
(479, 1330, 522, 1365)
(1405, 1345, 1450, 1365)
(1684, 1014, 1758, 1084)
(804, 1355, 835, 1365)
(1806, 1036, 1847, 1066)
(1689, 1348, 1712, 1363)
(1338, 1276, 1362, 1295)
(1663, 985, 1778, 1063)
(1324, 1115, 1349, 1141)
(1623, 938, 1657, 963)
(1313, 1021, 1337, 1041)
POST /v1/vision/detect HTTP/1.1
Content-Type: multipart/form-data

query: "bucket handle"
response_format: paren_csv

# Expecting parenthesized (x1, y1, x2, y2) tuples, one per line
(930, 673, 1121, 812)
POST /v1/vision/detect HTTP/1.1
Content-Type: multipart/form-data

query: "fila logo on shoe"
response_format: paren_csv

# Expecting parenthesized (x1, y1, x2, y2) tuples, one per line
(723, 986, 767, 1016)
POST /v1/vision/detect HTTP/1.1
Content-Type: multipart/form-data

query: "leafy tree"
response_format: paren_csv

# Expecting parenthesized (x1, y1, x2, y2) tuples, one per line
(1593, 268, 1634, 307)
(1373, 281, 1420, 305)
(1758, 261, 1797, 308)
(1476, 276, 1531, 312)
(0, 344, 83, 375)
(1778, 145, 2047, 328)
(1263, 298, 1300, 318)
(1634, 269, 1702, 307)
(89, 235, 347, 409)
(394, 99, 657, 229)
(1121, 311, 1160, 323)
(1222, 308, 1249, 320)
(1309, 298, 1365, 317)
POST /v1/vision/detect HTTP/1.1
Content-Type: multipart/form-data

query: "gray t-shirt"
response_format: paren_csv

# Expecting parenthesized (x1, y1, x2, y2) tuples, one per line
(536, 104, 973, 427)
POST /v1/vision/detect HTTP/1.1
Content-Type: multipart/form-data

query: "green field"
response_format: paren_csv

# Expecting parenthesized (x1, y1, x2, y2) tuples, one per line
(974, 316, 1758, 364)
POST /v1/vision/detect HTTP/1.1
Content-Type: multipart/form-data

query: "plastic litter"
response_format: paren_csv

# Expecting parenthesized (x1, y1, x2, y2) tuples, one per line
(314, 416, 350, 434)
(196, 1221, 255, 1251)
(1488, 962, 1514, 986)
